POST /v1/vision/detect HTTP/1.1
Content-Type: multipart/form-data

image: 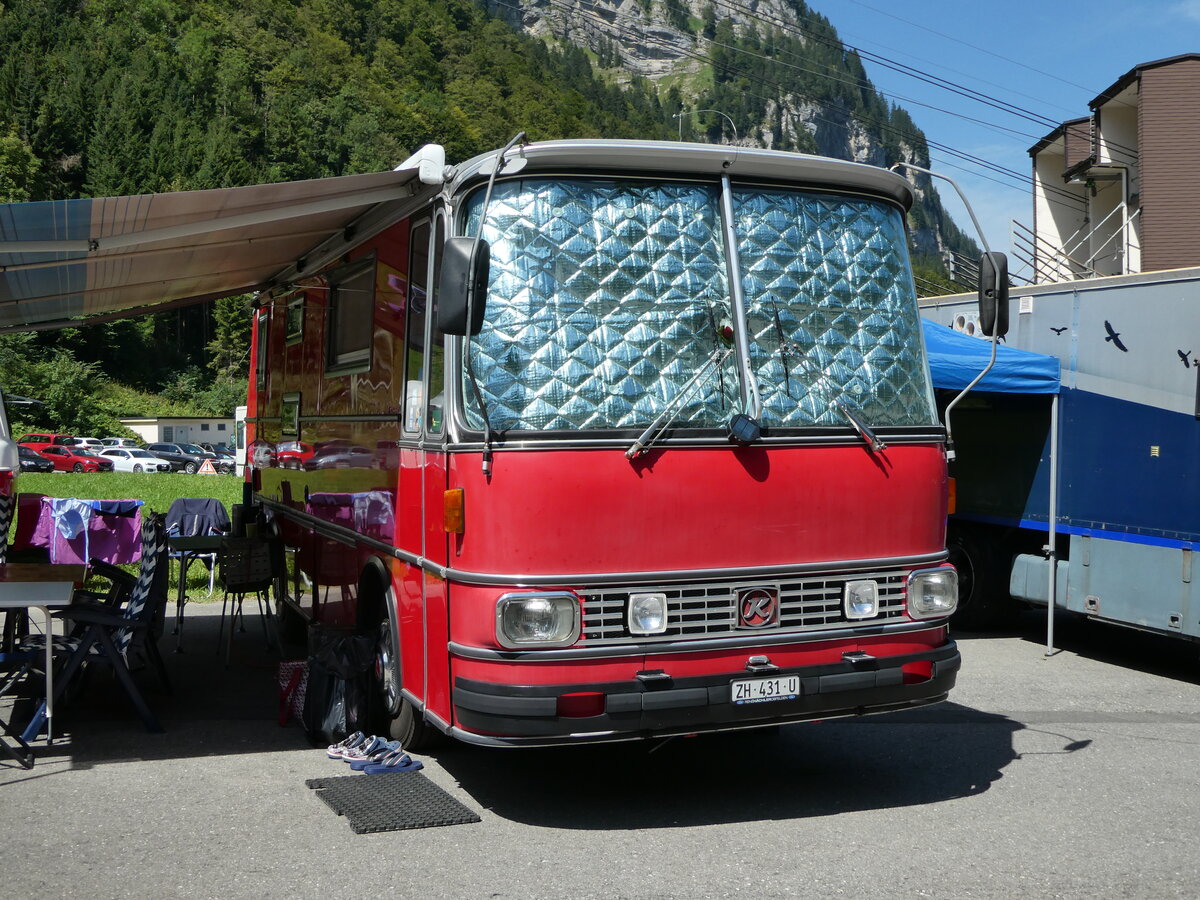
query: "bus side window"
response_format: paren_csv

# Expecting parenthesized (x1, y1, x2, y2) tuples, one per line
(403, 220, 431, 433)
(426, 216, 446, 434)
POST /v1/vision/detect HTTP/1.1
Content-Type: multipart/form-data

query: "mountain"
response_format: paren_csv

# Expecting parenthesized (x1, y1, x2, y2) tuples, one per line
(485, 0, 979, 266)
(0, 0, 974, 433)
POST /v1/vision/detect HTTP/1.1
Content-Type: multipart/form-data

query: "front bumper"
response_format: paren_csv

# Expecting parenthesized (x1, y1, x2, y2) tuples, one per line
(450, 640, 960, 747)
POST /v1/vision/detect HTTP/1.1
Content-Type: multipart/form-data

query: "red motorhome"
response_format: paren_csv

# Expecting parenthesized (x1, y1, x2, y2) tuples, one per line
(246, 139, 961, 749)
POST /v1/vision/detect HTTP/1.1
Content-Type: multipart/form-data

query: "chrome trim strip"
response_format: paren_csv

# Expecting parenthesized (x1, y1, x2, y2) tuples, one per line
(720, 173, 761, 419)
(259, 496, 946, 586)
(438, 431, 947, 452)
(447, 618, 946, 662)
(438, 550, 948, 588)
(296, 413, 402, 424)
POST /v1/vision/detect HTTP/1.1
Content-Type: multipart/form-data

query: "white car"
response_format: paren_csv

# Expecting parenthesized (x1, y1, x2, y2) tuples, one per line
(101, 437, 141, 449)
(100, 448, 170, 473)
(73, 437, 104, 450)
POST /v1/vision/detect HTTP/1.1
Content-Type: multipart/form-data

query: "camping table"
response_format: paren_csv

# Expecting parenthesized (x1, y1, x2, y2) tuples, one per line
(168, 535, 225, 652)
(0, 563, 86, 767)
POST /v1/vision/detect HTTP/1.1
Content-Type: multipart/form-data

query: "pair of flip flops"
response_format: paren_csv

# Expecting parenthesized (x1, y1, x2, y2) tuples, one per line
(361, 748, 423, 775)
(324, 732, 422, 774)
(326, 731, 375, 760)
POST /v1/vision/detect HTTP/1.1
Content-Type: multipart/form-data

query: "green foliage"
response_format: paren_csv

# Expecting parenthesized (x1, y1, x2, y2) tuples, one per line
(0, 123, 38, 201)
(0, 0, 977, 401)
(0, 333, 122, 435)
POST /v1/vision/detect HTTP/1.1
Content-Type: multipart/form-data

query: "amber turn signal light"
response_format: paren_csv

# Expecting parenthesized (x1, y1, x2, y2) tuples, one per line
(444, 488, 465, 534)
(946, 476, 957, 516)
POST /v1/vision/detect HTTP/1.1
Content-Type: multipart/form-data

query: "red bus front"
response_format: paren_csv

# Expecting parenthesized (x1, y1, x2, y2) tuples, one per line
(253, 141, 959, 748)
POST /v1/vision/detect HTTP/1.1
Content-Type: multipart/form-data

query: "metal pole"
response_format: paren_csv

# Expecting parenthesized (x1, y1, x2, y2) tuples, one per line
(1046, 391, 1060, 656)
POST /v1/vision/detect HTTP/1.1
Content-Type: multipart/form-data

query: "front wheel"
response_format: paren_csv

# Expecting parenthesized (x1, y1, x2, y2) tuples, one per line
(184, 462, 197, 474)
(133, 464, 142, 473)
(72, 463, 84, 472)
(374, 618, 440, 751)
(947, 525, 1015, 630)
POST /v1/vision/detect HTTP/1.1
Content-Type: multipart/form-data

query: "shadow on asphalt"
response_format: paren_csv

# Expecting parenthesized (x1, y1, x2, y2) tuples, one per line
(953, 608, 1200, 686)
(433, 701, 1023, 829)
(2, 603, 312, 773)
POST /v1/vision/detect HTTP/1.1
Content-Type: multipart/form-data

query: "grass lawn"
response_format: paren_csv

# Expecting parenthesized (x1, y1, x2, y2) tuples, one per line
(13, 472, 248, 599)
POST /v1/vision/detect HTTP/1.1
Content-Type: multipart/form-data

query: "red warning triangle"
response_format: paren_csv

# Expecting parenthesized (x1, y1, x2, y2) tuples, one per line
(198, 458, 217, 474)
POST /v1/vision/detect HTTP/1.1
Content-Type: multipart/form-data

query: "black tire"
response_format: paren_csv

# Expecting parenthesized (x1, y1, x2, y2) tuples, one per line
(72, 463, 84, 472)
(374, 618, 440, 751)
(946, 525, 1014, 630)
(184, 461, 198, 474)
(133, 464, 142, 473)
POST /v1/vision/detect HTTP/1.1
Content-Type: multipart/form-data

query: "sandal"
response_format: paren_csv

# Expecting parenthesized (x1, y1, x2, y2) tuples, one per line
(361, 749, 423, 775)
(337, 735, 388, 763)
(348, 739, 403, 770)
(325, 731, 368, 759)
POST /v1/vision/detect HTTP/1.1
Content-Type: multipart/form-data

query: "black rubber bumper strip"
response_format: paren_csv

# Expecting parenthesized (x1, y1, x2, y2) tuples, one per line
(452, 641, 960, 738)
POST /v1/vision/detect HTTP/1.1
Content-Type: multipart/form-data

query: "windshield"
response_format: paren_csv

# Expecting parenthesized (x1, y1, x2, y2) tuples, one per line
(129, 450, 156, 458)
(181, 444, 205, 454)
(461, 177, 935, 433)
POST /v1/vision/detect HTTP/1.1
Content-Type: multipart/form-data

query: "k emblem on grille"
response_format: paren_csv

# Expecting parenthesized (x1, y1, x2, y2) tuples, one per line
(737, 586, 780, 629)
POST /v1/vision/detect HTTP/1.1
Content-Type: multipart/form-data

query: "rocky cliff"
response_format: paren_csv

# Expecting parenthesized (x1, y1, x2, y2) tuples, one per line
(484, 0, 977, 264)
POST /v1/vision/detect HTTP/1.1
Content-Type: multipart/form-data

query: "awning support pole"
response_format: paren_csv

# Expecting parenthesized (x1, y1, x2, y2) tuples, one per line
(1046, 392, 1060, 657)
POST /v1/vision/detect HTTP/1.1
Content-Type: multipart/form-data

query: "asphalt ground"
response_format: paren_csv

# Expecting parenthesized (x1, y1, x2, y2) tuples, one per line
(2, 602, 1198, 900)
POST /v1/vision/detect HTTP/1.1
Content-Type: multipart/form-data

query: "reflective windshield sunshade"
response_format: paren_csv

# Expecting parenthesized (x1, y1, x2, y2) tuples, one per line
(734, 188, 936, 428)
(460, 177, 936, 434)
(463, 179, 738, 431)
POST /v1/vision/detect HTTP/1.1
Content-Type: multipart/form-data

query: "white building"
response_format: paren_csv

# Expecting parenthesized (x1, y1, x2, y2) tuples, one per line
(119, 416, 235, 446)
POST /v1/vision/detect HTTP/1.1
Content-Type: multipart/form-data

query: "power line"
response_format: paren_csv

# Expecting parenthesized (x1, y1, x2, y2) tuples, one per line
(710, 0, 1140, 162)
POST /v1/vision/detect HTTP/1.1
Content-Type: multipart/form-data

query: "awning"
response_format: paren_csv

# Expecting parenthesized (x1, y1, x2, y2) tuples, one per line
(923, 318, 1061, 394)
(0, 157, 444, 333)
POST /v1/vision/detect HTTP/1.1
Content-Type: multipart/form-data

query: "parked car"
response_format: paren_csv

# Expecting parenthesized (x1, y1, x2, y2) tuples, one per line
(276, 441, 314, 469)
(18, 433, 77, 452)
(18, 445, 54, 473)
(177, 442, 235, 474)
(37, 445, 114, 472)
(73, 437, 104, 450)
(304, 441, 374, 470)
(145, 442, 206, 473)
(101, 437, 142, 449)
(199, 442, 234, 457)
(100, 448, 170, 473)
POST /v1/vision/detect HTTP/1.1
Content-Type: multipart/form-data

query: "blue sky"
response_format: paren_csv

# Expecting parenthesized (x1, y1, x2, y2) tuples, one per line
(805, 0, 1200, 274)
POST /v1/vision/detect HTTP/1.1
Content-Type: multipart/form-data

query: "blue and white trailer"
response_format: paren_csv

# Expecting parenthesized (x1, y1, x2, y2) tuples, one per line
(921, 266, 1199, 642)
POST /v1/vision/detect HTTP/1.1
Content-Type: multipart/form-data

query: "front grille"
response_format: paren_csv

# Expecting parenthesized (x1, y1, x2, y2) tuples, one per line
(580, 570, 909, 645)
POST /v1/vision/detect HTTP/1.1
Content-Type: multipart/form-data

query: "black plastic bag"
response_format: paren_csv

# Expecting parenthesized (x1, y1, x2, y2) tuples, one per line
(301, 628, 375, 746)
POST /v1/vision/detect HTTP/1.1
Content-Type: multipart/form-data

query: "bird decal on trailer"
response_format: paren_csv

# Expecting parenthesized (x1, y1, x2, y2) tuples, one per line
(1103, 320, 1128, 352)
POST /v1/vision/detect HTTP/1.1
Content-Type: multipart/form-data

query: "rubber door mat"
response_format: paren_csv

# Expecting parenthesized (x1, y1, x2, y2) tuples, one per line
(305, 772, 481, 833)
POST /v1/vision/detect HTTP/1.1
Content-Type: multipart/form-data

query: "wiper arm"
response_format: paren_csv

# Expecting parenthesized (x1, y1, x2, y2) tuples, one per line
(626, 348, 732, 459)
(835, 402, 887, 453)
(768, 302, 886, 454)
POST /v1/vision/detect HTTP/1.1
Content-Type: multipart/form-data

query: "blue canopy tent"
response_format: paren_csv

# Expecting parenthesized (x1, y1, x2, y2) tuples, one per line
(921, 317, 1063, 653)
(922, 318, 1060, 394)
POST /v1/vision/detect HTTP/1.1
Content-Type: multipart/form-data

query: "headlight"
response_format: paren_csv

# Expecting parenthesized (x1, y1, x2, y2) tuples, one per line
(844, 580, 879, 620)
(907, 568, 958, 619)
(496, 592, 580, 648)
(627, 592, 668, 635)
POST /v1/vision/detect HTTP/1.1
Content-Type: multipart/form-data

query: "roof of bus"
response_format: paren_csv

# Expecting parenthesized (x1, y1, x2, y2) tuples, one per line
(448, 139, 915, 210)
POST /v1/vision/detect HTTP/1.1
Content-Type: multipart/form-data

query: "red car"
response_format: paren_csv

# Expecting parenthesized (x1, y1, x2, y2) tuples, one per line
(18, 433, 77, 453)
(34, 445, 114, 473)
(276, 440, 314, 469)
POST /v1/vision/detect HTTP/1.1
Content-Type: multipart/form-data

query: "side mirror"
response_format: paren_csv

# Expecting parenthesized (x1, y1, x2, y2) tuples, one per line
(437, 236, 490, 336)
(978, 251, 1009, 337)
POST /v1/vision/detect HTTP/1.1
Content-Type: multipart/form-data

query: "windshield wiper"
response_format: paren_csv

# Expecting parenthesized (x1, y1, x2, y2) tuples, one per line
(625, 348, 732, 459)
(768, 299, 886, 454)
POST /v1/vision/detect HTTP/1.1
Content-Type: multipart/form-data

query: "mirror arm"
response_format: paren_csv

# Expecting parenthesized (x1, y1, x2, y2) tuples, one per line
(889, 161, 1001, 462)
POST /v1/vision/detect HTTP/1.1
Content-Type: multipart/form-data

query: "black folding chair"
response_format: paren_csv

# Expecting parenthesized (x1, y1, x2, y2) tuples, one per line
(17, 514, 171, 742)
(216, 536, 278, 664)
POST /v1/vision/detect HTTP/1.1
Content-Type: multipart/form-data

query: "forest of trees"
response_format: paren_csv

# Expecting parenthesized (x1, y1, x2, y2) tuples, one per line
(0, 0, 976, 435)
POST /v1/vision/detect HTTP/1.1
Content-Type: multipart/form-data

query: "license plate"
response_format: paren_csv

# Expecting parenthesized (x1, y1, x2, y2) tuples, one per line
(731, 675, 801, 705)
